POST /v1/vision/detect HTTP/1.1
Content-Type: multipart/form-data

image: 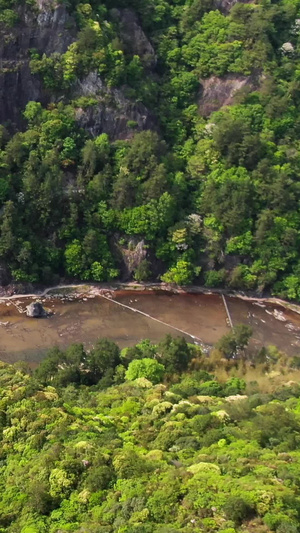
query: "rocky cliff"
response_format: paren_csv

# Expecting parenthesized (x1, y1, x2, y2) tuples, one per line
(73, 72, 156, 140)
(0, 0, 260, 136)
(0, 1, 156, 139)
(198, 73, 261, 116)
(0, 1, 75, 127)
(116, 8, 157, 69)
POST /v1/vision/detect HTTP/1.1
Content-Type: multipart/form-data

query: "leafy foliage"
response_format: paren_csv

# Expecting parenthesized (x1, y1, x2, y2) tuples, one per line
(2, 0, 300, 294)
(1, 334, 300, 532)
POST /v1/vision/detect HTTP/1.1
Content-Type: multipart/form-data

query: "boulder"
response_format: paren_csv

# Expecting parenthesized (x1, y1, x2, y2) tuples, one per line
(26, 301, 48, 318)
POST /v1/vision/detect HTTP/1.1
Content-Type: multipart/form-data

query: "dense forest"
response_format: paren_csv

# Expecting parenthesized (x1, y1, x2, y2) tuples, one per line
(3, 2, 300, 530)
(1, 0, 300, 297)
(2, 332, 300, 532)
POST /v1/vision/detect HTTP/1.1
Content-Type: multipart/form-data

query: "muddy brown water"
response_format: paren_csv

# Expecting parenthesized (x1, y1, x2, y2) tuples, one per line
(0, 291, 300, 364)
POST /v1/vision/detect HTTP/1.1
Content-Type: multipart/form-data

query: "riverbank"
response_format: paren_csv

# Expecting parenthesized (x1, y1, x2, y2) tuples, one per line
(1, 281, 300, 316)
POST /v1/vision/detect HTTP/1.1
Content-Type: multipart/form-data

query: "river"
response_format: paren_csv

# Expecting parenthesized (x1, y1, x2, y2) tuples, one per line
(0, 289, 300, 364)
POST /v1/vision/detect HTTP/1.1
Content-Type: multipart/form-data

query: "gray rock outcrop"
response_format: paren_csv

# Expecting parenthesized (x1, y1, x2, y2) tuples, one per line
(26, 301, 48, 318)
(214, 0, 255, 14)
(0, 2, 157, 139)
(118, 9, 157, 69)
(114, 237, 147, 280)
(0, 0, 76, 127)
(73, 72, 156, 140)
(198, 74, 259, 116)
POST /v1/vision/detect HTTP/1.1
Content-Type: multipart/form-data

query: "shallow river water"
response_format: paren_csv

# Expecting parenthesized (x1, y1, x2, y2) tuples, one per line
(1, 290, 300, 364)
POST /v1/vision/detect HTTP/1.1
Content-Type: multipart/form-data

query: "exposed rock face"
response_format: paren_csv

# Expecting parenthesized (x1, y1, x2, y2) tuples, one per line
(74, 72, 156, 140)
(26, 301, 48, 318)
(198, 74, 258, 116)
(35, 1, 75, 55)
(0, 1, 76, 127)
(0, 2, 157, 139)
(114, 238, 147, 280)
(214, 0, 255, 14)
(118, 9, 157, 69)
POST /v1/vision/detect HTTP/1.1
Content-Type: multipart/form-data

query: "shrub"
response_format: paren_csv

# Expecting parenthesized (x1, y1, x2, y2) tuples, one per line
(224, 496, 255, 525)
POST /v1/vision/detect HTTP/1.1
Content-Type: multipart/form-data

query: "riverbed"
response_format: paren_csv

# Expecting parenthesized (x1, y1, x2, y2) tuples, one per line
(0, 289, 300, 364)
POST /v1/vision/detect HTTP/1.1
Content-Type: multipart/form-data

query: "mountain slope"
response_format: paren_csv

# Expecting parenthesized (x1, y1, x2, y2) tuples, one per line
(0, 0, 300, 298)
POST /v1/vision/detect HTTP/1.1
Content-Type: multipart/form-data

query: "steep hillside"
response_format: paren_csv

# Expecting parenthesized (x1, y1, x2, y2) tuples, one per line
(0, 0, 300, 298)
(0, 1, 156, 134)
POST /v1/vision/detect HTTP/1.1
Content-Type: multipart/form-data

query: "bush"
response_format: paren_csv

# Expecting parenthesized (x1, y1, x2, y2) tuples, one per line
(204, 269, 227, 287)
(224, 496, 255, 525)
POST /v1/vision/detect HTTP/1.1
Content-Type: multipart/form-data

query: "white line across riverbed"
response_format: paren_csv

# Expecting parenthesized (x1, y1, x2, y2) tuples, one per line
(0, 284, 209, 350)
(99, 293, 209, 350)
(222, 294, 233, 329)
